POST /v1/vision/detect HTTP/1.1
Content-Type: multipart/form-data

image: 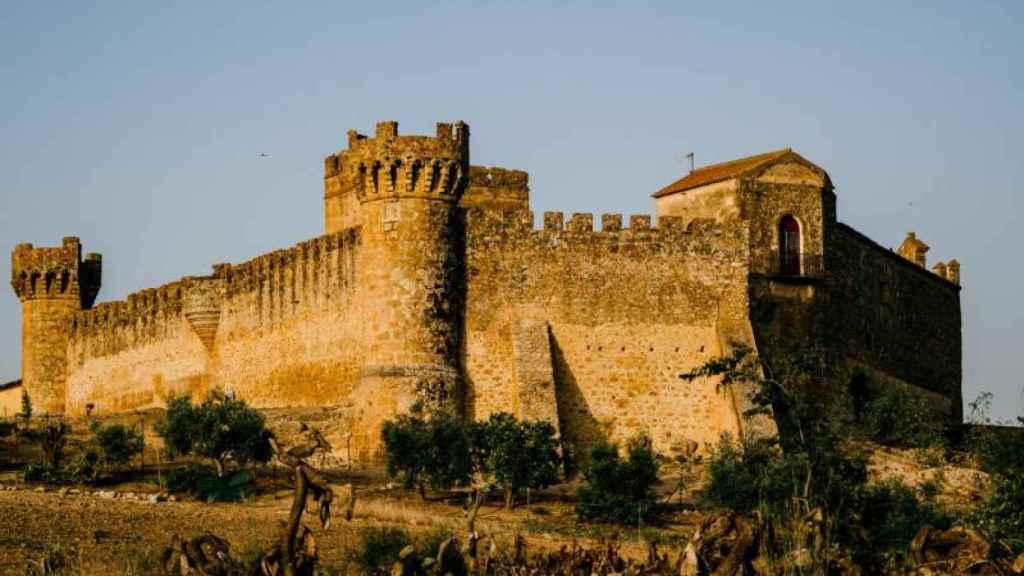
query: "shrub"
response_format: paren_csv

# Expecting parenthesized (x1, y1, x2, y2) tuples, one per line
(19, 420, 69, 471)
(381, 407, 472, 498)
(89, 421, 143, 472)
(165, 463, 255, 502)
(471, 412, 561, 509)
(703, 434, 781, 514)
(577, 434, 660, 524)
(351, 526, 412, 575)
(971, 473, 1024, 553)
(65, 449, 101, 483)
(381, 409, 559, 508)
(862, 386, 946, 448)
(964, 394, 1024, 553)
(20, 389, 32, 421)
(860, 478, 952, 559)
(156, 393, 271, 476)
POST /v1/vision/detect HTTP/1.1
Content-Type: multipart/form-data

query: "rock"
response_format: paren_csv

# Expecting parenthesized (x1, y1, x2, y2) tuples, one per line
(58, 487, 70, 497)
(123, 492, 135, 500)
(168, 494, 177, 502)
(680, 511, 759, 576)
(33, 486, 45, 493)
(1013, 551, 1024, 574)
(148, 493, 166, 504)
(911, 525, 997, 574)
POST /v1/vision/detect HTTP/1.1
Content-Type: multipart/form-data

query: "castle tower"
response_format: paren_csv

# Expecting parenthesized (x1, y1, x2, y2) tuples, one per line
(331, 121, 469, 459)
(10, 237, 101, 413)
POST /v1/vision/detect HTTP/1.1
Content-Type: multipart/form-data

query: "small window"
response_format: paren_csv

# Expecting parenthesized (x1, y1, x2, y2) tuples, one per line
(779, 215, 801, 275)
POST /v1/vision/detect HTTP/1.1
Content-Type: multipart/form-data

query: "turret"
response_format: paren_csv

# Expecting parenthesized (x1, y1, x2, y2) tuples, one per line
(10, 237, 101, 413)
(897, 232, 929, 268)
(340, 121, 470, 459)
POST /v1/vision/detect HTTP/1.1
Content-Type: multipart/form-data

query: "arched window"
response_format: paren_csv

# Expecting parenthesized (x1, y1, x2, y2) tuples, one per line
(779, 215, 801, 275)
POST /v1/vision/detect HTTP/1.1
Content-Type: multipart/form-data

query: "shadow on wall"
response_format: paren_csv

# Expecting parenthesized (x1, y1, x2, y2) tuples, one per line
(550, 333, 603, 475)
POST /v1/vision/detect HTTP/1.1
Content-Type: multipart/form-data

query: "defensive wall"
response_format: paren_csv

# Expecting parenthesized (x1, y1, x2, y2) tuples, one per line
(65, 229, 362, 417)
(8, 120, 964, 461)
(461, 209, 755, 455)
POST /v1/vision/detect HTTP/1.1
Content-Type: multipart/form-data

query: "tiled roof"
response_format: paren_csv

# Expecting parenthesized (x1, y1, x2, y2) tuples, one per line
(653, 148, 793, 198)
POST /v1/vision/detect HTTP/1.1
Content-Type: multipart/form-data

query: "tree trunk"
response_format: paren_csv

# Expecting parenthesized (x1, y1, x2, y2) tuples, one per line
(214, 458, 225, 478)
(504, 487, 515, 510)
(418, 482, 427, 500)
(281, 466, 308, 576)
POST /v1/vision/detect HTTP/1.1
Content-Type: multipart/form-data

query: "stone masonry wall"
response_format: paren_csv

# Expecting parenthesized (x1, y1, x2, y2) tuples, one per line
(463, 209, 751, 456)
(65, 230, 363, 415)
(827, 224, 962, 417)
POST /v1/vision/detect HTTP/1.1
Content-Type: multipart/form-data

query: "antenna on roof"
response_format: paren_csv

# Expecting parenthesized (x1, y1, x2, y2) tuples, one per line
(673, 152, 696, 174)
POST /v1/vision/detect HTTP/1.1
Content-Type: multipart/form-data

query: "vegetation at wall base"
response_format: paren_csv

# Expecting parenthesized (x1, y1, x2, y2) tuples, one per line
(88, 420, 143, 474)
(164, 463, 256, 502)
(683, 342, 971, 570)
(156, 393, 271, 477)
(470, 412, 561, 509)
(381, 406, 472, 498)
(861, 385, 948, 448)
(381, 409, 561, 509)
(964, 392, 1024, 554)
(577, 434, 660, 525)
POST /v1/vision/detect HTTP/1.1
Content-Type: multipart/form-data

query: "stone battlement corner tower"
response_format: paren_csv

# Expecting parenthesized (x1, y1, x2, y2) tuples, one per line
(10, 238, 101, 413)
(325, 121, 470, 456)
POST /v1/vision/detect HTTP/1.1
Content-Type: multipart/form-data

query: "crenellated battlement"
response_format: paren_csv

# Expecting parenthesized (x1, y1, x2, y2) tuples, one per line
(324, 121, 470, 204)
(11, 237, 102, 308)
(471, 209, 722, 237)
(68, 228, 362, 351)
(69, 280, 186, 339)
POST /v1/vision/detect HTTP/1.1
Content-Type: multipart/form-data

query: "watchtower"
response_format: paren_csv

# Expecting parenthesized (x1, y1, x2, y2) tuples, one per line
(10, 237, 101, 413)
(331, 121, 470, 458)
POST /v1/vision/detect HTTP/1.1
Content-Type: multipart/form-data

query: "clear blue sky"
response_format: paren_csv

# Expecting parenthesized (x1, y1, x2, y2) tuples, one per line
(1, 1, 1021, 421)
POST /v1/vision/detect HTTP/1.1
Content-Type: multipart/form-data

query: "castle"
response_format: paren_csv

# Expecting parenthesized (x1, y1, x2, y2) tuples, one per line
(6, 121, 963, 459)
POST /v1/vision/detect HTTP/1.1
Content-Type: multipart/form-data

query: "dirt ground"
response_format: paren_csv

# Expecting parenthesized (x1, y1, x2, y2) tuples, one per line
(0, 478, 688, 575)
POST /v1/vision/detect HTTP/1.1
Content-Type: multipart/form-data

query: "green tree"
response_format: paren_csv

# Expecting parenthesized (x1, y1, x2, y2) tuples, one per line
(471, 412, 560, 509)
(89, 420, 144, 473)
(381, 407, 472, 499)
(577, 434, 660, 524)
(964, 393, 1024, 553)
(682, 344, 878, 563)
(156, 393, 271, 476)
(862, 386, 946, 448)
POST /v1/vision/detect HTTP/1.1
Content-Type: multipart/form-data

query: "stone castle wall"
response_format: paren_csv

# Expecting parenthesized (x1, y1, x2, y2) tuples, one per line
(10, 122, 962, 463)
(65, 230, 363, 415)
(828, 223, 962, 416)
(462, 209, 752, 454)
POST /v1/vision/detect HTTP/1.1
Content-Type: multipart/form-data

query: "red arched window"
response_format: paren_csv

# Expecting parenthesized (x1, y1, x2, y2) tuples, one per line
(779, 215, 801, 275)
